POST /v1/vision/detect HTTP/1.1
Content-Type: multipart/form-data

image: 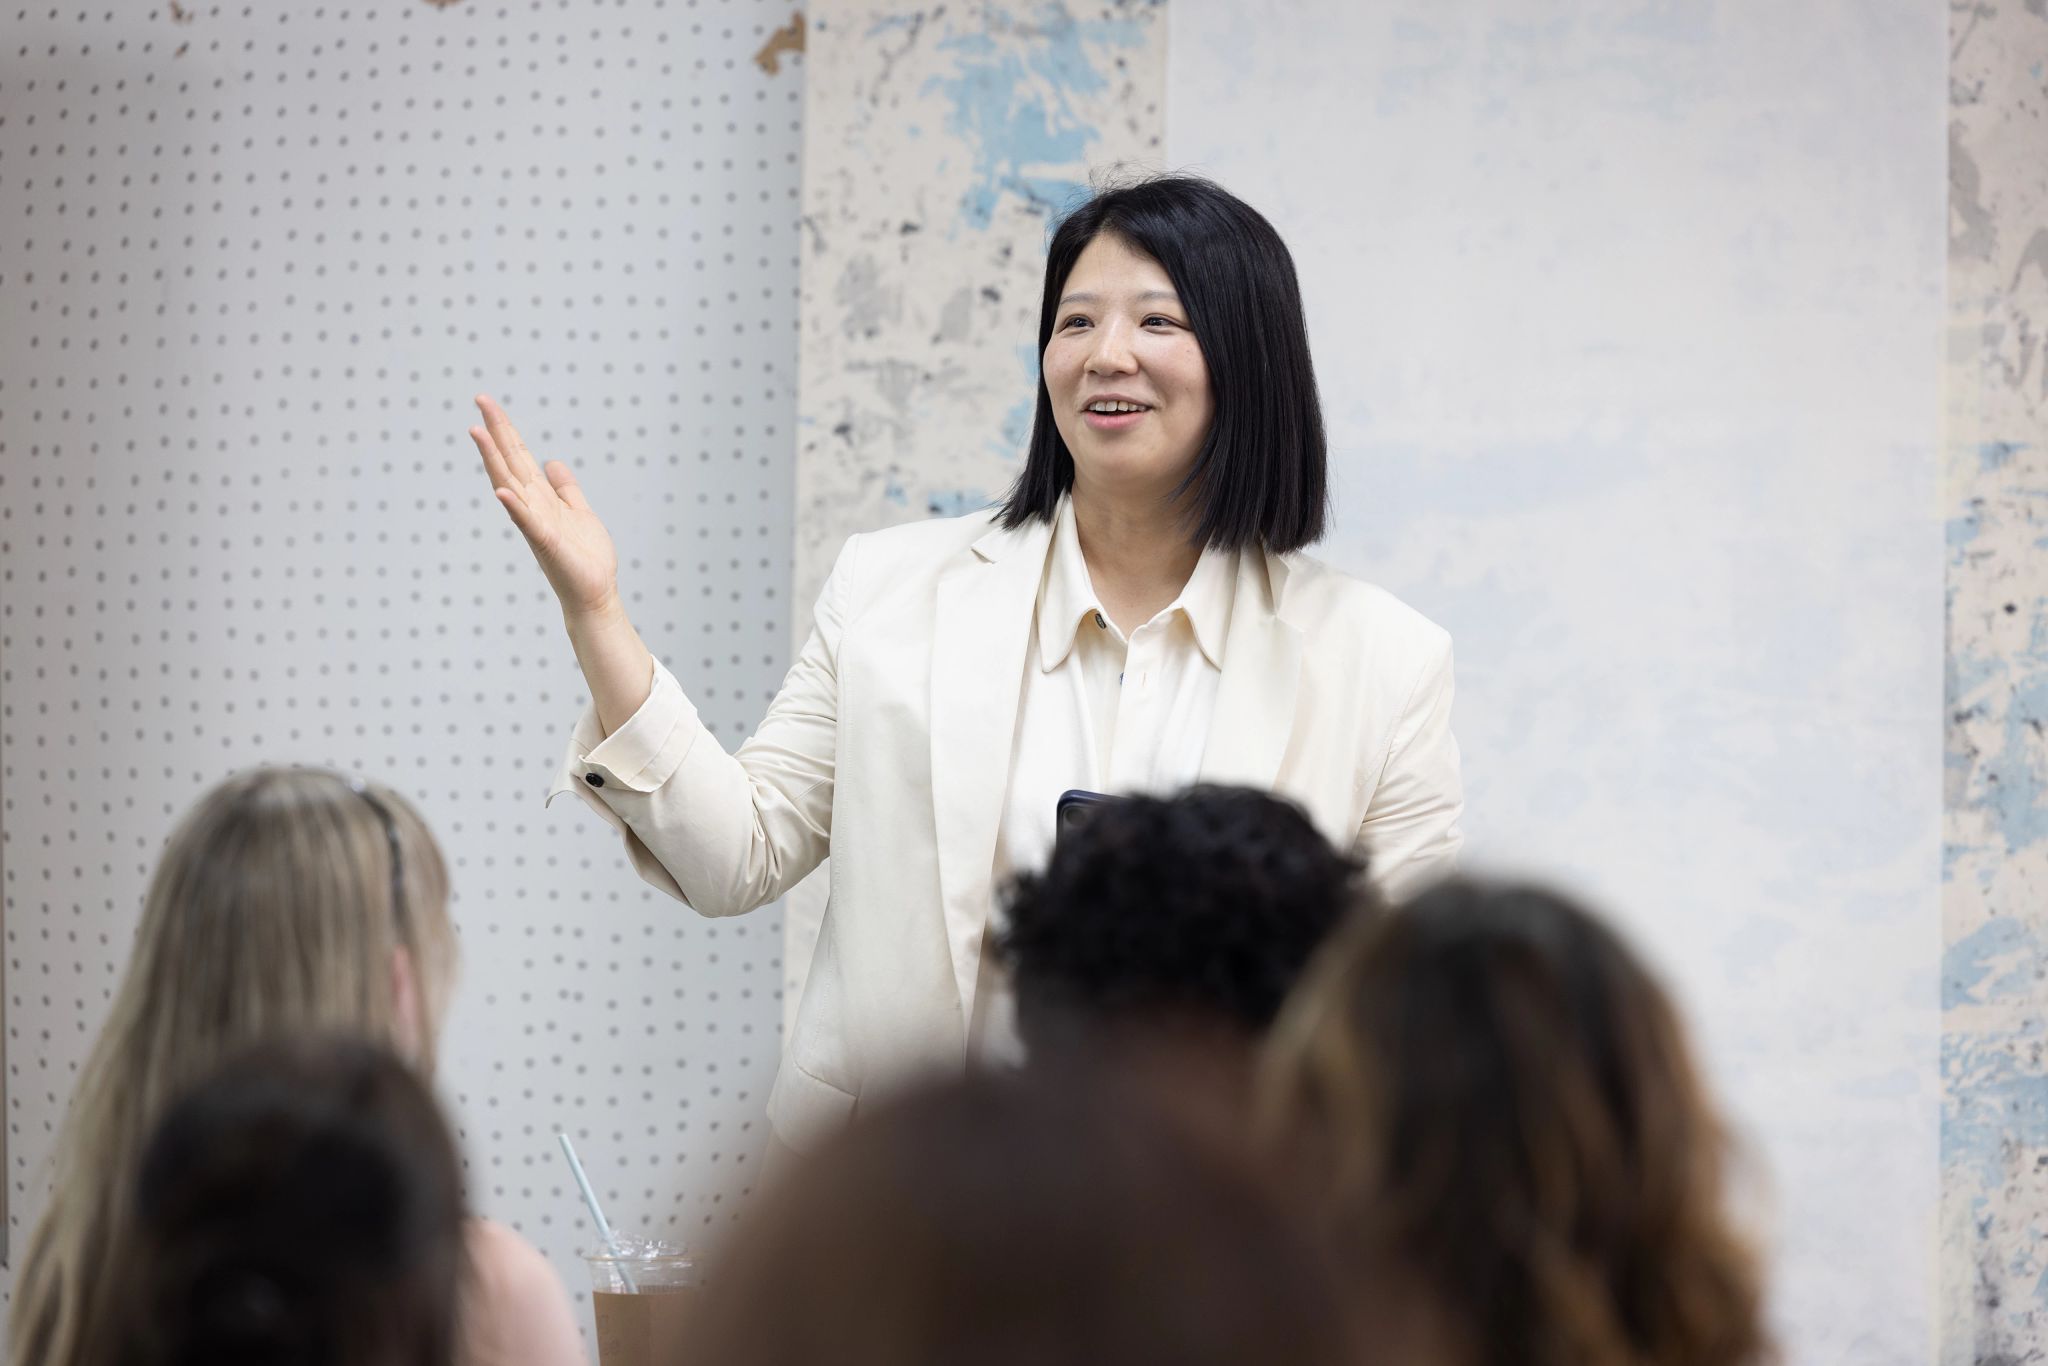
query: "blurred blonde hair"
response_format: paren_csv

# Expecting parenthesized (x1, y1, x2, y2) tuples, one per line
(8, 767, 457, 1366)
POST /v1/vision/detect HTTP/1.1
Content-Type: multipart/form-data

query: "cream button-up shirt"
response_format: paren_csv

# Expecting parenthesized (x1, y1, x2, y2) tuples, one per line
(969, 498, 1240, 1061)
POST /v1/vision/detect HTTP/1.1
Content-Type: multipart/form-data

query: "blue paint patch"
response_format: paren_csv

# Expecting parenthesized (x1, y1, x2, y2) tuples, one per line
(1949, 507, 1983, 549)
(1981, 440, 2028, 472)
(1021, 12, 1146, 95)
(926, 488, 993, 519)
(1982, 671, 2048, 852)
(1945, 1030, 2048, 1188)
(941, 31, 999, 58)
(1949, 644, 2004, 708)
(883, 476, 908, 507)
(1991, 959, 2044, 1002)
(987, 345, 1042, 460)
(991, 392, 1038, 461)
(1943, 837, 1995, 884)
(1944, 917, 2036, 1009)
(920, 5, 1146, 230)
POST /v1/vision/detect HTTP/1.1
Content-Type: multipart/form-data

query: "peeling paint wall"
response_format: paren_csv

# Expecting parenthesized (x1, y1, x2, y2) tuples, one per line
(1942, 4, 2048, 1362)
(786, 1, 1165, 1023)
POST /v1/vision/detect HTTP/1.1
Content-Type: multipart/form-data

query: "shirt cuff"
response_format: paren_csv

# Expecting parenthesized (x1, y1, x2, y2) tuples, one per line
(545, 657, 702, 802)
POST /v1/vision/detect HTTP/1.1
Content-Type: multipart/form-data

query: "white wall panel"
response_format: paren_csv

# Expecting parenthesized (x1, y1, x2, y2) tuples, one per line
(0, 0, 804, 1344)
(1169, 2, 1945, 1360)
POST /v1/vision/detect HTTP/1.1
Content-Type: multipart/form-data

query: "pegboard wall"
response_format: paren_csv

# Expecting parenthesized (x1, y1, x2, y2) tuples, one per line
(0, 0, 804, 1344)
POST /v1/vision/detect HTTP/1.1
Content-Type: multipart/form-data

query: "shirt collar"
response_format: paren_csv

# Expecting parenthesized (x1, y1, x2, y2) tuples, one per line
(1036, 497, 1238, 672)
(1179, 533, 1238, 668)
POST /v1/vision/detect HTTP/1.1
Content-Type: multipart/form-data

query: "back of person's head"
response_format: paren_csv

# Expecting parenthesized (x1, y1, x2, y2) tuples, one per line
(998, 785, 1367, 1056)
(1259, 879, 1769, 1366)
(685, 1062, 1358, 1366)
(12, 767, 456, 1366)
(106, 1036, 466, 1366)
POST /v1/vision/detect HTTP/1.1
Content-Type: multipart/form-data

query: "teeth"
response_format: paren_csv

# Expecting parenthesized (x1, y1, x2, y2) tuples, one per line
(1089, 401, 1146, 414)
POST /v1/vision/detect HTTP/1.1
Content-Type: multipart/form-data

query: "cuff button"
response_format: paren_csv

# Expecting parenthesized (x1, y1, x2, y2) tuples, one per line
(585, 772, 606, 788)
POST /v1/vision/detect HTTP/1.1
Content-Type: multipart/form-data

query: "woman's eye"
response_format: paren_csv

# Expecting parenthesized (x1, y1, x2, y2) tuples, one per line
(1061, 315, 1091, 330)
(1144, 316, 1178, 329)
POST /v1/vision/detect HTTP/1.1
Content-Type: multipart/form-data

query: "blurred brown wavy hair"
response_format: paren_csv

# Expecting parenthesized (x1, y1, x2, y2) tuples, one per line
(686, 1060, 1359, 1366)
(1258, 879, 1769, 1366)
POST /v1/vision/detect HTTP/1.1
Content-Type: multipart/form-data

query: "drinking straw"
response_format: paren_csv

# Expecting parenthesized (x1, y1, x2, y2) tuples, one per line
(556, 1130, 638, 1293)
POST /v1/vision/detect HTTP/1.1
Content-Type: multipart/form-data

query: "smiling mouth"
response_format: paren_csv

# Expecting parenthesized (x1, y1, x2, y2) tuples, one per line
(1084, 400, 1152, 415)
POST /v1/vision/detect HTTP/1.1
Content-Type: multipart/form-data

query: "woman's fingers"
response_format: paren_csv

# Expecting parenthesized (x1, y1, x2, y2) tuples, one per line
(493, 483, 544, 537)
(469, 395, 617, 617)
(544, 460, 592, 513)
(475, 394, 544, 484)
(493, 477, 569, 561)
(473, 414, 556, 540)
(471, 424, 515, 493)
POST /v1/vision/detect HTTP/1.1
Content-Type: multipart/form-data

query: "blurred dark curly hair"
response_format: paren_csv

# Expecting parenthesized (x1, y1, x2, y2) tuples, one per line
(996, 785, 1371, 1046)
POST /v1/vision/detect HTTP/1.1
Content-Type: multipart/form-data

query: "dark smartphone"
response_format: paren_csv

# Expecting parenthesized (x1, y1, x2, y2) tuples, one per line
(1055, 789, 1112, 852)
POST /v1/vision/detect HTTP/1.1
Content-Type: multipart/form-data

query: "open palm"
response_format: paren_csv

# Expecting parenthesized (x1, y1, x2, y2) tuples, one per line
(470, 394, 620, 619)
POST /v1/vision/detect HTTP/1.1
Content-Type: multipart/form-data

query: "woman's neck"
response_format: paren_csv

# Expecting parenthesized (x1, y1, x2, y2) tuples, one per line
(1070, 487, 1204, 635)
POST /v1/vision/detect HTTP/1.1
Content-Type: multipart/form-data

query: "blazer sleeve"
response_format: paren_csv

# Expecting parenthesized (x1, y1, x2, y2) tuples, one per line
(544, 535, 857, 918)
(1355, 630, 1464, 902)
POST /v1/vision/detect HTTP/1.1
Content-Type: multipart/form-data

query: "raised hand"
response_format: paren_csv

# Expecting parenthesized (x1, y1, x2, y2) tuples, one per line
(470, 395, 620, 621)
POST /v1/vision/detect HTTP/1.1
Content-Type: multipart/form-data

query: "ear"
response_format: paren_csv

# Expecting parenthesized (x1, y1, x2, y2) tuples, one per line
(390, 944, 424, 1063)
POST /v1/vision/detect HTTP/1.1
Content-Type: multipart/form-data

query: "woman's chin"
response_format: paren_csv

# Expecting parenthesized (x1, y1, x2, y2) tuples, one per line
(1070, 452, 1196, 505)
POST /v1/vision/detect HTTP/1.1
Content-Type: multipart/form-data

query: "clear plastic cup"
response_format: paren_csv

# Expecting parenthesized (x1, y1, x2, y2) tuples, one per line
(585, 1241, 699, 1366)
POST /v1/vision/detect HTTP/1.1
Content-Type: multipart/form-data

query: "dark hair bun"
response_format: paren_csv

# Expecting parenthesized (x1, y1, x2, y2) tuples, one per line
(116, 1038, 466, 1366)
(178, 1266, 309, 1365)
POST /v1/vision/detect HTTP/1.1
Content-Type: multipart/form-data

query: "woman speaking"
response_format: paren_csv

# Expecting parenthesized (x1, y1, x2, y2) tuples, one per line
(470, 175, 1463, 1153)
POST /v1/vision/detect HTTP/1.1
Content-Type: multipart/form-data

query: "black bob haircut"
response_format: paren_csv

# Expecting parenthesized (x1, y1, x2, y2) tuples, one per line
(997, 174, 1329, 554)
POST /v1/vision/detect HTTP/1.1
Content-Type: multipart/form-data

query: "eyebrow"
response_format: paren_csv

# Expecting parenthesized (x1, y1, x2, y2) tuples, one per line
(1056, 289, 1183, 307)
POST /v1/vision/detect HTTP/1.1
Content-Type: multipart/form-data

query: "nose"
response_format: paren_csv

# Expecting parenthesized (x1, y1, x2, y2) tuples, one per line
(1084, 316, 1139, 376)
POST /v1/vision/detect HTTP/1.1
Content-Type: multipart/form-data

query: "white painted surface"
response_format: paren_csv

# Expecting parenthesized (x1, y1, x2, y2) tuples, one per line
(0, 0, 803, 1343)
(1169, 3, 1945, 1359)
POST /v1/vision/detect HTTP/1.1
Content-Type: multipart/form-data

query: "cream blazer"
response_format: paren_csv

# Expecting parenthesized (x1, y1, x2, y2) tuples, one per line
(550, 508, 1463, 1151)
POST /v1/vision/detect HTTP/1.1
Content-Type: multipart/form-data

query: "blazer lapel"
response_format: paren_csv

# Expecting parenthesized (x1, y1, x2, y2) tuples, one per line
(1199, 548, 1306, 789)
(929, 515, 1055, 1043)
